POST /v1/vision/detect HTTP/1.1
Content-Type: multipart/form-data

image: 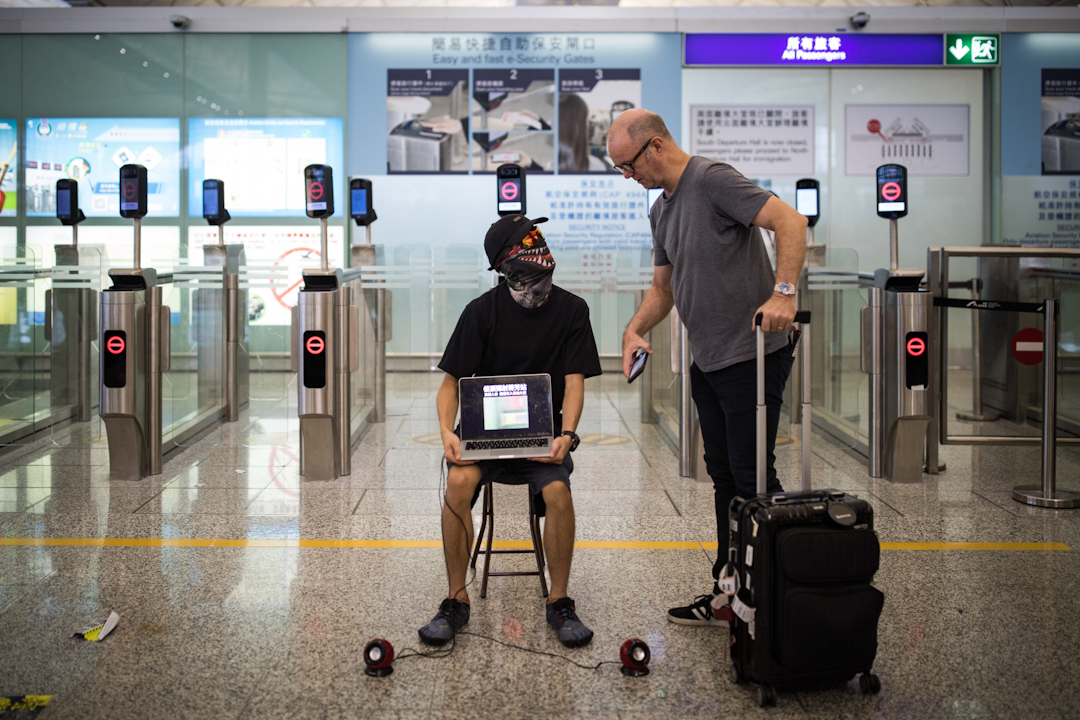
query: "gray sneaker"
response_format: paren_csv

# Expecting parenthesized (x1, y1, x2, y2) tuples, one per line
(546, 597, 593, 648)
(418, 598, 470, 646)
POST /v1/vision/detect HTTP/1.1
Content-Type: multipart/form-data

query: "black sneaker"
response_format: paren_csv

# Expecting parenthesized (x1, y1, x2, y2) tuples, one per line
(667, 591, 728, 626)
(418, 598, 470, 646)
(546, 597, 594, 648)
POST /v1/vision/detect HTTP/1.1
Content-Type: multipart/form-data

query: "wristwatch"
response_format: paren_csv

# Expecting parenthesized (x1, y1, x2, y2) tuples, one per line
(774, 282, 796, 297)
(561, 430, 580, 452)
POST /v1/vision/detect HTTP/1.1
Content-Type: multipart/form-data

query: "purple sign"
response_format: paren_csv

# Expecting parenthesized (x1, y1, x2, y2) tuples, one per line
(685, 33, 944, 67)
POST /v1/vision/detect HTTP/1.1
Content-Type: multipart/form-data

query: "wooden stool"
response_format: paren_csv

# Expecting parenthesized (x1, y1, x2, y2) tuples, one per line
(469, 480, 548, 599)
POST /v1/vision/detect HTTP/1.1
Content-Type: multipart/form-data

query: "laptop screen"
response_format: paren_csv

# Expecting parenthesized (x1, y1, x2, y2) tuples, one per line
(459, 374, 554, 440)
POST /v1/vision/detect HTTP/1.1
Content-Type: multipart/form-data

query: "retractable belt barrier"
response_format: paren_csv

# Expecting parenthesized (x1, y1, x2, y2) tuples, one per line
(928, 246, 1080, 510)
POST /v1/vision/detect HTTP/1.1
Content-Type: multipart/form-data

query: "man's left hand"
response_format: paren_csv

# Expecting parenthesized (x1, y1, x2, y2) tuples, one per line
(531, 435, 573, 464)
(752, 293, 797, 333)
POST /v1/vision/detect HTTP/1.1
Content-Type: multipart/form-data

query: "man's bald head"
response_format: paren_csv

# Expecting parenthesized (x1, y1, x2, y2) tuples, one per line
(609, 108, 672, 147)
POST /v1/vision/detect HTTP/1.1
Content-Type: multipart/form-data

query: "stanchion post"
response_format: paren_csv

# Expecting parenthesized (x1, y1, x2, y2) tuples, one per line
(320, 217, 329, 272)
(1012, 299, 1080, 508)
(133, 217, 141, 270)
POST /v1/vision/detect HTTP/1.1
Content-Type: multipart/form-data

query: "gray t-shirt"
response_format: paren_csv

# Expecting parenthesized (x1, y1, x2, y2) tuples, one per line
(650, 156, 786, 372)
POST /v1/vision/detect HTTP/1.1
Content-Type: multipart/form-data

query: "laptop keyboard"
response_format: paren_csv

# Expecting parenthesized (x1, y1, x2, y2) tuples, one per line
(464, 438, 550, 451)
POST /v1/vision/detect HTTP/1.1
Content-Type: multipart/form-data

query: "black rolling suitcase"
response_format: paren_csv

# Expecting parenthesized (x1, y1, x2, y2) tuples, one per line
(721, 311, 884, 707)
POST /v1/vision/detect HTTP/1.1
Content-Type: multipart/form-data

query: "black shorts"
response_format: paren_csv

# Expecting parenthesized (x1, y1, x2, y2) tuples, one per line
(446, 454, 574, 518)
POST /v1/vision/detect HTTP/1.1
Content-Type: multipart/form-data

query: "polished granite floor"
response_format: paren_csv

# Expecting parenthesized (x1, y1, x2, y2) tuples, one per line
(2, 371, 1080, 719)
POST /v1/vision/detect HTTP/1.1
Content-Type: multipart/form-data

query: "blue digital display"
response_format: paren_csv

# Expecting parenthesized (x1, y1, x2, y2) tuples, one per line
(57, 189, 71, 217)
(203, 187, 219, 217)
(24, 118, 180, 217)
(188, 118, 344, 218)
(351, 188, 368, 217)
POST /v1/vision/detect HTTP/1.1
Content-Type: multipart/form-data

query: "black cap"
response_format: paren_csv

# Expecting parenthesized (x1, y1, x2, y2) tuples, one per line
(484, 215, 548, 270)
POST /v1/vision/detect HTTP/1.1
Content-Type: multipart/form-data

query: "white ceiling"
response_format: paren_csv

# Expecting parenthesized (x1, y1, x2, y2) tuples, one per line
(1, 0, 1074, 8)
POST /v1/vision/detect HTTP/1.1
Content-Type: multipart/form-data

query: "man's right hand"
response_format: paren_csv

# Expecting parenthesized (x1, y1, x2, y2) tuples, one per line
(622, 331, 653, 379)
(442, 431, 476, 466)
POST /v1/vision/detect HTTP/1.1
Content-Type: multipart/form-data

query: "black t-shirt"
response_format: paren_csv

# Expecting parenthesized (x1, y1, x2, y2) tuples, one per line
(438, 283, 603, 433)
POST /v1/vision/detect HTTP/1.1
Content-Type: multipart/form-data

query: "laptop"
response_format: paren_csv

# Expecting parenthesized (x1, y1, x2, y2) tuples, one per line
(458, 374, 554, 461)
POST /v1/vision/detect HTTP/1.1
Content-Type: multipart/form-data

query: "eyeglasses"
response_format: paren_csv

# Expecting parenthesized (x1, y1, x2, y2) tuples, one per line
(613, 138, 655, 175)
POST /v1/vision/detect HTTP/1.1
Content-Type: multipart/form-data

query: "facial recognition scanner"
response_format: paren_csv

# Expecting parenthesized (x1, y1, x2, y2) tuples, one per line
(292, 164, 362, 480)
(199, 178, 247, 423)
(49, 179, 96, 425)
(860, 163, 938, 483)
(202, 179, 231, 227)
(795, 178, 820, 229)
(350, 178, 377, 233)
(497, 164, 526, 217)
(99, 164, 172, 481)
(56, 179, 86, 228)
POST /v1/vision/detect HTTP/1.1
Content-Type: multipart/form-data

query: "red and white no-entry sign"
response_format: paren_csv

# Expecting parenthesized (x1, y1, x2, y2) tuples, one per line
(305, 335, 325, 355)
(881, 182, 902, 202)
(106, 336, 125, 354)
(308, 182, 324, 201)
(500, 181, 519, 201)
(1012, 328, 1044, 366)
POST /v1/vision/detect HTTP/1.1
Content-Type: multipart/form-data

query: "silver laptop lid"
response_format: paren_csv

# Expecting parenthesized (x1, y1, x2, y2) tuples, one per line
(458, 374, 553, 441)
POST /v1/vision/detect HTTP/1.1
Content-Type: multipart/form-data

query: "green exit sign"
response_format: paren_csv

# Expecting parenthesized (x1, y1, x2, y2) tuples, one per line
(945, 34, 1000, 65)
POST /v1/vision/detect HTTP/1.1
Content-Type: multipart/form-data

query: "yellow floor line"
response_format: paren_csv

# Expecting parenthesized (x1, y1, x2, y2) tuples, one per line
(0, 538, 1072, 551)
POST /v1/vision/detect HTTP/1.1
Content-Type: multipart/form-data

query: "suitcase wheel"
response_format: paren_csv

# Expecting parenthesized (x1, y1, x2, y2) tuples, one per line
(859, 673, 881, 695)
(756, 685, 777, 707)
(729, 665, 744, 685)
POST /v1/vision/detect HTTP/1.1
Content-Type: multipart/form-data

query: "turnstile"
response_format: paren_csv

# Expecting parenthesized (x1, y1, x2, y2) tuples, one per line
(292, 268, 360, 480)
(861, 269, 939, 482)
(99, 268, 171, 481)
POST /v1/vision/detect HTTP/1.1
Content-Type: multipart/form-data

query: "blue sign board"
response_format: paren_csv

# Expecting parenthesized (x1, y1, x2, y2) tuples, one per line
(24, 117, 180, 218)
(684, 33, 944, 67)
(188, 117, 344, 218)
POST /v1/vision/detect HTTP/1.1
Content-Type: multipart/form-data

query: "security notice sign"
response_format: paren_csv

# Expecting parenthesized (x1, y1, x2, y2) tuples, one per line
(690, 105, 814, 177)
(845, 104, 969, 176)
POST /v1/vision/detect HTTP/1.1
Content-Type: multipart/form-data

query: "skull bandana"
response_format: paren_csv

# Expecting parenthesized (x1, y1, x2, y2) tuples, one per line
(496, 228, 556, 309)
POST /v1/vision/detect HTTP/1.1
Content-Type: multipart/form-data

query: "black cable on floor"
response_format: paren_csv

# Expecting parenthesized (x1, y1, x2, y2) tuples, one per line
(395, 459, 619, 672)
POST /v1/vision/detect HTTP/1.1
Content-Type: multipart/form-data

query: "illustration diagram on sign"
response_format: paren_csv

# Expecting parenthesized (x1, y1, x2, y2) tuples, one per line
(187, 225, 344, 326)
(845, 104, 970, 177)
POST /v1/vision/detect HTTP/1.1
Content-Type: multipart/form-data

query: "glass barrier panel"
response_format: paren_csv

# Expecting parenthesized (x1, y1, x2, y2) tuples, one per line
(238, 257, 294, 444)
(163, 256, 223, 449)
(805, 247, 867, 453)
(386, 244, 424, 410)
(49, 243, 104, 447)
(551, 248, 607, 438)
(0, 244, 41, 447)
(614, 247, 653, 437)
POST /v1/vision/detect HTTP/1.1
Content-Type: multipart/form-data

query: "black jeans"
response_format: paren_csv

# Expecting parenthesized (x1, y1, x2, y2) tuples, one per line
(690, 343, 793, 580)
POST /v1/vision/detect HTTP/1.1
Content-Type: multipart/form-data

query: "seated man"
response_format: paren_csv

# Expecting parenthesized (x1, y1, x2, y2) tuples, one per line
(419, 214, 602, 648)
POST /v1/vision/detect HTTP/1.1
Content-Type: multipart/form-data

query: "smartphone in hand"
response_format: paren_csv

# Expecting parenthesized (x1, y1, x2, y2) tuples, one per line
(628, 349, 649, 383)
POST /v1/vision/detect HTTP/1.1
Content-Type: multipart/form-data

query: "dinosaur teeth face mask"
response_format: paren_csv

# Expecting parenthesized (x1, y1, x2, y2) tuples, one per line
(497, 229, 556, 309)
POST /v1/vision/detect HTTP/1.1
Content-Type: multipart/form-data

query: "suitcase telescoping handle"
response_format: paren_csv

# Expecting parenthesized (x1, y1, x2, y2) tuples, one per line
(755, 310, 812, 496)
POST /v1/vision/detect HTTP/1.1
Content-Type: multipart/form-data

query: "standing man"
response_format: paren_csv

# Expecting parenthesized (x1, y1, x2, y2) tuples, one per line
(608, 109, 807, 626)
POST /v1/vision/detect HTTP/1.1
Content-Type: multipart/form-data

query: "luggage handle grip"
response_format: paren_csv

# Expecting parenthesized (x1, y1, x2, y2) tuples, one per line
(754, 311, 811, 328)
(766, 490, 839, 505)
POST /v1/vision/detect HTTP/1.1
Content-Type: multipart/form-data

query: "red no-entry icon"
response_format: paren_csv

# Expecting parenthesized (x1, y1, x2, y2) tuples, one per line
(881, 182, 902, 202)
(122, 181, 137, 200)
(1012, 327, 1044, 366)
(500, 181, 519, 201)
(306, 335, 325, 355)
(906, 337, 925, 356)
(308, 182, 324, 201)
(106, 336, 125, 354)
